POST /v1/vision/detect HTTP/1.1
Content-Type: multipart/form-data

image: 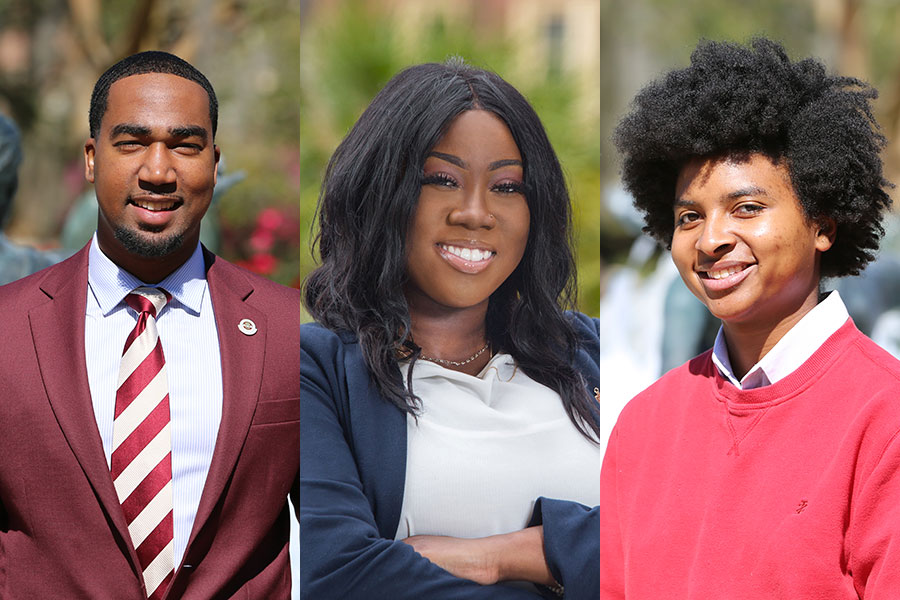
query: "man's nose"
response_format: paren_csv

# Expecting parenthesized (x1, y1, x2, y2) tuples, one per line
(138, 143, 176, 186)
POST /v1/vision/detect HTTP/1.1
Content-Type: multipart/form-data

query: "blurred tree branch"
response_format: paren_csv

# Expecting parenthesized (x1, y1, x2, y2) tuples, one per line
(67, 0, 111, 69)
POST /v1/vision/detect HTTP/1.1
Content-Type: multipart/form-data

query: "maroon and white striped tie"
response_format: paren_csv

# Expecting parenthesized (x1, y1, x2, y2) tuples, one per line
(111, 287, 174, 599)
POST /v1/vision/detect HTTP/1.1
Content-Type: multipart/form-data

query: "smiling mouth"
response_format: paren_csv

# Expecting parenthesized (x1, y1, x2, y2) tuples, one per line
(436, 243, 496, 274)
(700, 265, 749, 280)
(696, 262, 755, 293)
(128, 197, 183, 212)
(439, 243, 495, 262)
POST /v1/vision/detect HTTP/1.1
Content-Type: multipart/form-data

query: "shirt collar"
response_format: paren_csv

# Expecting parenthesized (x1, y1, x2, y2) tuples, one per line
(400, 353, 517, 382)
(87, 232, 208, 316)
(711, 290, 849, 390)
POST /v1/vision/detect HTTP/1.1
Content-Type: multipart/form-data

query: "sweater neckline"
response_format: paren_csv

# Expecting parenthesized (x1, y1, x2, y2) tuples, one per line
(708, 317, 856, 407)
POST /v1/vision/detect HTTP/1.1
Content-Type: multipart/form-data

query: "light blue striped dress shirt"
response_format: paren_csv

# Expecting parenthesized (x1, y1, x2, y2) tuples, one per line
(85, 234, 223, 568)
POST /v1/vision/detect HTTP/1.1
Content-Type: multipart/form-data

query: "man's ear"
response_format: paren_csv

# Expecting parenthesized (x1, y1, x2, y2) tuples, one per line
(84, 139, 96, 183)
(815, 217, 837, 252)
(213, 144, 220, 187)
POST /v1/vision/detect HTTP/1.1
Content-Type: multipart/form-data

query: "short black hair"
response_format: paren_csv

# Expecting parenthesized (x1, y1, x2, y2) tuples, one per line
(89, 51, 218, 139)
(305, 60, 599, 441)
(614, 37, 892, 278)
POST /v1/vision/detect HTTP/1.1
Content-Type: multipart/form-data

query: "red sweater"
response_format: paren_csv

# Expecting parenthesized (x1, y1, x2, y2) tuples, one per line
(601, 319, 900, 599)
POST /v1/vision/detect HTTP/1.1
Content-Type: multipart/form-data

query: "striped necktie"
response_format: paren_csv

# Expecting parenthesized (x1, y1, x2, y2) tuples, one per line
(111, 287, 174, 599)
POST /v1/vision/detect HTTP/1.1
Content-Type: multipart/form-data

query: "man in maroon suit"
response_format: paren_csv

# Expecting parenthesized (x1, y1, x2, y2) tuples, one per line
(0, 51, 298, 598)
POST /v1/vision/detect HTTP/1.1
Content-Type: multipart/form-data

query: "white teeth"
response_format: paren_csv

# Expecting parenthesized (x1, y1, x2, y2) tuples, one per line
(440, 244, 493, 262)
(707, 266, 745, 280)
(134, 200, 175, 211)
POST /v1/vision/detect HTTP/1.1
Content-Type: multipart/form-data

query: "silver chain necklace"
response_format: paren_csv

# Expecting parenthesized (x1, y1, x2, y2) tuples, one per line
(420, 341, 490, 367)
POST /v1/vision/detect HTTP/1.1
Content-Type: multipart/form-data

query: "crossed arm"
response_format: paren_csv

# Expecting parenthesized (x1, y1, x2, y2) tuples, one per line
(401, 525, 556, 587)
(300, 327, 598, 599)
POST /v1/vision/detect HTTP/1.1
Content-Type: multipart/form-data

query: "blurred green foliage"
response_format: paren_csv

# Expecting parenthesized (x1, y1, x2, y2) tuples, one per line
(300, 1, 602, 320)
(212, 0, 302, 286)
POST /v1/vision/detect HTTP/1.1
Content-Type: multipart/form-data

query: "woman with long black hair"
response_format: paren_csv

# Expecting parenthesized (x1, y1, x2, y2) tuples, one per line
(301, 60, 600, 599)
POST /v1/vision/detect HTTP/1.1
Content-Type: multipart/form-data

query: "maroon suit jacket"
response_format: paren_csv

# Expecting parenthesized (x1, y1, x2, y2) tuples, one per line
(0, 244, 299, 599)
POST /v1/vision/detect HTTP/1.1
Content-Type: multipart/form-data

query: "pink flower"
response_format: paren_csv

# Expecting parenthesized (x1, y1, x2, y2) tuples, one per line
(248, 253, 278, 275)
(257, 207, 285, 231)
(237, 253, 278, 276)
(250, 228, 275, 252)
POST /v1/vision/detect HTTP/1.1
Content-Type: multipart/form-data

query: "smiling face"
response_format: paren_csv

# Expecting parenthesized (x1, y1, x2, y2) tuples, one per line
(84, 72, 219, 282)
(404, 109, 530, 317)
(671, 154, 835, 335)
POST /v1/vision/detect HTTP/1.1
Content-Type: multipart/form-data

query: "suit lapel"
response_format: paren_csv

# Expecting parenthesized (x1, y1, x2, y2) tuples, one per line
(184, 251, 267, 552)
(28, 246, 143, 578)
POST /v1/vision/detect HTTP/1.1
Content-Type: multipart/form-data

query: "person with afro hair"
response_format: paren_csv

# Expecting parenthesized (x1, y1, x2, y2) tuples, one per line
(601, 37, 900, 598)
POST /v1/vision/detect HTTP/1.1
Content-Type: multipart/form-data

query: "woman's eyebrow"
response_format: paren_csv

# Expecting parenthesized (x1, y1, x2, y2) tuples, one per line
(427, 151, 465, 168)
(489, 159, 522, 170)
(426, 153, 522, 171)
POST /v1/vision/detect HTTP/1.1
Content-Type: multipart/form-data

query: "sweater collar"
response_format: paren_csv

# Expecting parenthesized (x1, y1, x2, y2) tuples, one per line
(711, 290, 848, 390)
(709, 315, 856, 406)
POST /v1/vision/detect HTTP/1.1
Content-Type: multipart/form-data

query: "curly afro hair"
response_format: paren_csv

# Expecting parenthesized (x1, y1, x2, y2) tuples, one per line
(614, 37, 892, 278)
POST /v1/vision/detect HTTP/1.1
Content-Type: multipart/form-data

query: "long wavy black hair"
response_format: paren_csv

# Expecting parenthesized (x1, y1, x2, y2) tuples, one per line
(304, 60, 599, 441)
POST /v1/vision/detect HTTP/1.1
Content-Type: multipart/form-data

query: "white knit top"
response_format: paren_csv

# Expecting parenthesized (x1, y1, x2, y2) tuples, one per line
(394, 352, 602, 541)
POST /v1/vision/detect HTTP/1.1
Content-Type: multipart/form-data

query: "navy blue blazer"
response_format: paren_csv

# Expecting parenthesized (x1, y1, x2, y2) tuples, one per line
(300, 312, 600, 599)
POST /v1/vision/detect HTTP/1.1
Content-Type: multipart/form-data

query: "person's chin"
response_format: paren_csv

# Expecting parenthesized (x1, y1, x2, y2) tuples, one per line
(114, 225, 186, 259)
(707, 300, 758, 326)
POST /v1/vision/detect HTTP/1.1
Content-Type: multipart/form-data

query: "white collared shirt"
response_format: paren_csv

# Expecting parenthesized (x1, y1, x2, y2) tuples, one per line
(712, 290, 849, 389)
(85, 234, 223, 567)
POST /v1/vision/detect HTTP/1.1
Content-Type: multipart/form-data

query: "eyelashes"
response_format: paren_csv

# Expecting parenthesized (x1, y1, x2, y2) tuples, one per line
(421, 173, 457, 188)
(493, 181, 525, 195)
(421, 172, 525, 195)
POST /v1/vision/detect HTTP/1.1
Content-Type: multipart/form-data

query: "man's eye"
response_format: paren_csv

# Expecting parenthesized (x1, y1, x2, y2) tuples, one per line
(173, 144, 202, 154)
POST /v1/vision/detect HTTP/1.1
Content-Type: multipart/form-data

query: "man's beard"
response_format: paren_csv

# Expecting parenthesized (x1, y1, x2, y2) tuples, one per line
(113, 225, 185, 258)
